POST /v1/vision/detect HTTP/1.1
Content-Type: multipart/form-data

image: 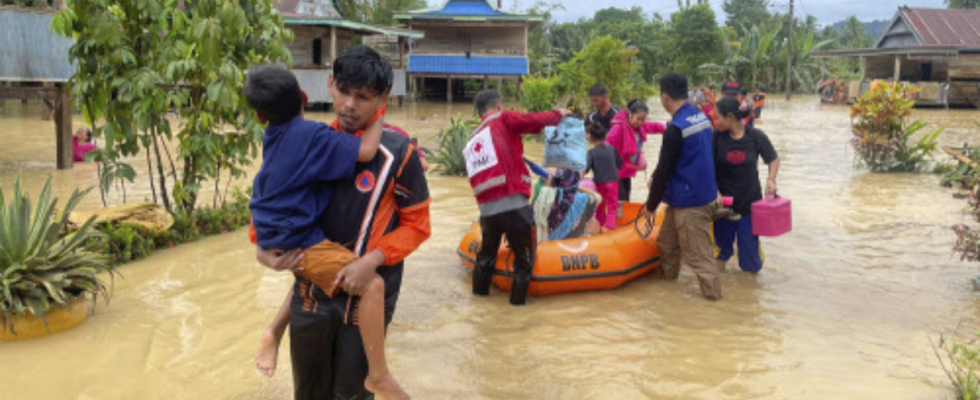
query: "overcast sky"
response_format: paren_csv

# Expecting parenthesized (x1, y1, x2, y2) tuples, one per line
(500, 0, 948, 26)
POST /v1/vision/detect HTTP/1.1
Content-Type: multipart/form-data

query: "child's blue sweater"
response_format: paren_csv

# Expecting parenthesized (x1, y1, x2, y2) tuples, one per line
(249, 116, 361, 250)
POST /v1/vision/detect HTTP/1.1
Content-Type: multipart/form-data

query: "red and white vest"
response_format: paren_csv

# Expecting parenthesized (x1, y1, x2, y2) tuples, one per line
(464, 112, 533, 205)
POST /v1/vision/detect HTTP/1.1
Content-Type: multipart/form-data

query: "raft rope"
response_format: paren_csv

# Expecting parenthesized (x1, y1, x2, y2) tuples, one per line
(632, 206, 657, 240)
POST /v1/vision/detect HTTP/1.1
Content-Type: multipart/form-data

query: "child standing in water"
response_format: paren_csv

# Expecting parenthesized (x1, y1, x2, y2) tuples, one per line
(583, 124, 622, 231)
(246, 65, 408, 399)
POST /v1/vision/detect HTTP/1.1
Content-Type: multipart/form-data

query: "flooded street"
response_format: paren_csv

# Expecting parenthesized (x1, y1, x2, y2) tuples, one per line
(1, 97, 980, 400)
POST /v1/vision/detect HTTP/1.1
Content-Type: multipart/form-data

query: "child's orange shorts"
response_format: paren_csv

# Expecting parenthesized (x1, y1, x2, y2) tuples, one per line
(296, 240, 358, 298)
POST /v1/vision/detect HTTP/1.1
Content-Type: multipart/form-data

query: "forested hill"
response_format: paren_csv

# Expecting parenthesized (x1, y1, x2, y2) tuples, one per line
(829, 19, 890, 41)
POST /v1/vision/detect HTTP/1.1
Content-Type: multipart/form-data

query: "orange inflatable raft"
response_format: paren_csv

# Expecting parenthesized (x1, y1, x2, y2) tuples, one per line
(457, 203, 665, 297)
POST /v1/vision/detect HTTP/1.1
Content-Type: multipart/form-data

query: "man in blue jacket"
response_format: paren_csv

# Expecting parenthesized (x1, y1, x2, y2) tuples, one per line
(646, 73, 723, 301)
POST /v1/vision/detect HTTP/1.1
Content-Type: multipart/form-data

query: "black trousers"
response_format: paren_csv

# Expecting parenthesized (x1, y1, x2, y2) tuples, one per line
(618, 177, 632, 202)
(290, 285, 395, 400)
(476, 206, 536, 276)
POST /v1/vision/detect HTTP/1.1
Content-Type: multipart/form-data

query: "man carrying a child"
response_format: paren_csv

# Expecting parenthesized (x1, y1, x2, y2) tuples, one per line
(254, 46, 431, 400)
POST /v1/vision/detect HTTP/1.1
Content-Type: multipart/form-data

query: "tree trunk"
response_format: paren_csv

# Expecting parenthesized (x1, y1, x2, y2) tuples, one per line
(213, 161, 221, 209)
(181, 155, 199, 212)
(146, 142, 157, 204)
(151, 128, 172, 211)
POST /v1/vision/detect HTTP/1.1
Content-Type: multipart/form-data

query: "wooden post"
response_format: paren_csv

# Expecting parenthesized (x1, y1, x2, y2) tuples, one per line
(946, 69, 952, 110)
(330, 26, 338, 65)
(515, 76, 522, 100)
(54, 85, 73, 170)
(447, 76, 453, 103)
(398, 37, 405, 69)
(483, 75, 489, 90)
(409, 76, 416, 101)
(894, 55, 901, 82)
(523, 23, 529, 56)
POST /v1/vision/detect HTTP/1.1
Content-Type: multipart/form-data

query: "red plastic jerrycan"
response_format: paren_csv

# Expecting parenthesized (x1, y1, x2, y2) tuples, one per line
(752, 195, 792, 237)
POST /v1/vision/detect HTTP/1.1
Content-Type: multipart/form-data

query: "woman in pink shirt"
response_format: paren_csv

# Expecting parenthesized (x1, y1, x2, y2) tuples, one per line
(606, 100, 665, 202)
(72, 128, 96, 162)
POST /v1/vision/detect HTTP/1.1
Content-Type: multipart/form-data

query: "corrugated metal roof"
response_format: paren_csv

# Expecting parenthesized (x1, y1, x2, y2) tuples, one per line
(276, 0, 423, 39)
(284, 17, 424, 39)
(408, 55, 527, 75)
(274, 0, 343, 19)
(902, 7, 980, 47)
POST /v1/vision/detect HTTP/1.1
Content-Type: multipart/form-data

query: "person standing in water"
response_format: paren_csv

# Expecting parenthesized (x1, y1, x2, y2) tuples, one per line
(252, 46, 431, 400)
(646, 73, 723, 301)
(465, 89, 569, 306)
(73, 127, 97, 162)
(712, 97, 780, 273)
(752, 86, 767, 120)
(606, 100, 665, 202)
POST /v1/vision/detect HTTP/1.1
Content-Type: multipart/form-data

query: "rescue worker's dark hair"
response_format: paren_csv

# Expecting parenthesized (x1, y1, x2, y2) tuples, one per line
(81, 127, 92, 142)
(659, 73, 689, 101)
(588, 123, 609, 141)
(589, 84, 609, 97)
(245, 64, 303, 126)
(475, 89, 502, 116)
(627, 99, 649, 114)
(332, 45, 393, 97)
(740, 88, 748, 96)
(716, 97, 751, 121)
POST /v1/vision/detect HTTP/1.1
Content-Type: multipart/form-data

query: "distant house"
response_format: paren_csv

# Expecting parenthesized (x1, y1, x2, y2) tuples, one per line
(393, 0, 543, 102)
(0, 3, 76, 169)
(275, 0, 423, 104)
(814, 7, 980, 108)
(0, 0, 422, 170)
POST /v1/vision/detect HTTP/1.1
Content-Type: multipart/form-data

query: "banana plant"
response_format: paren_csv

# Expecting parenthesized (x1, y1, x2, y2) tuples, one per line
(0, 176, 113, 335)
(700, 31, 750, 83)
(745, 21, 783, 89)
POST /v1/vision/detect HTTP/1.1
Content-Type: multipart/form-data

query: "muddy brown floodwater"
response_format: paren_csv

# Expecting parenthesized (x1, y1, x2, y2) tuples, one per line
(1, 97, 980, 400)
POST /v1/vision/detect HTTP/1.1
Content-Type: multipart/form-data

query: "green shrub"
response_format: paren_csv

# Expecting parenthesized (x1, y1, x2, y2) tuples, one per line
(520, 36, 654, 113)
(850, 81, 944, 172)
(0, 177, 113, 334)
(432, 114, 479, 177)
(520, 75, 563, 113)
(934, 332, 980, 400)
(87, 187, 252, 266)
(555, 36, 655, 111)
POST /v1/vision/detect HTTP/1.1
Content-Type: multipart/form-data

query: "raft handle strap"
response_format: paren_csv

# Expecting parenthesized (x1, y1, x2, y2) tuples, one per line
(632, 207, 656, 240)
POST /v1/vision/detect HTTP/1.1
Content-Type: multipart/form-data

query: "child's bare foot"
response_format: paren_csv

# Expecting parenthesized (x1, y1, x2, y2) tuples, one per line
(365, 373, 410, 400)
(255, 330, 281, 377)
